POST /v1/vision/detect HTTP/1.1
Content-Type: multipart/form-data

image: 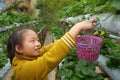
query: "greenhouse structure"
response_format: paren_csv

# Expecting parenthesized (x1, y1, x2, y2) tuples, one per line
(0, 0, 120, 80)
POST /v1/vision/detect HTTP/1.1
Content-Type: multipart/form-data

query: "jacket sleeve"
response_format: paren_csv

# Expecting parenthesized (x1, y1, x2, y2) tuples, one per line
(39, 43, 54, 56)
(14, 32, 76, 80)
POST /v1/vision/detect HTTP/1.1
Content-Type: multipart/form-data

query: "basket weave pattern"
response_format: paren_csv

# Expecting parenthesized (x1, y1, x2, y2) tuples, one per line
(76, 35, 103, 62)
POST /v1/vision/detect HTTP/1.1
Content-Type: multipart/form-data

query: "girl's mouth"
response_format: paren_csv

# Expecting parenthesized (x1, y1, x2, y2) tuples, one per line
(35, 48, 40, 52)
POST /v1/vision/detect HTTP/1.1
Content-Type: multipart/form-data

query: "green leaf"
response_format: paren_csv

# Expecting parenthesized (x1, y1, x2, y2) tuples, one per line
(96, 0, 107, 6)
(110, 0, 120, 10)
(78, 60, 87, 67)
(94, 5, 106, 12)
(65, 69, 73, 78)
(85, 0, 95, 4)
(81, 68, 90, 75)
(75, 73, 85, 78)
(62, 62, 74, 69)
(63, 78, 69, 80)
(57, 69, 65, 78)
(70, 75, 80, 80)
(84, 5, 93, 13)
(0, 77, 2, 80)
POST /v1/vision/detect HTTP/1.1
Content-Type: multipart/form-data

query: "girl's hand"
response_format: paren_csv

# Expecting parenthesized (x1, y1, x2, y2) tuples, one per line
(68, 20, 94, 39)
(74, 20, 94, 31)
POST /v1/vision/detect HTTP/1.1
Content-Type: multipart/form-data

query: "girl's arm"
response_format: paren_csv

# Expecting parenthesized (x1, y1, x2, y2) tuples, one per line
(40, 43, 54, 56)
(40, 20, 94, 56)
(13, 20, 94, 80)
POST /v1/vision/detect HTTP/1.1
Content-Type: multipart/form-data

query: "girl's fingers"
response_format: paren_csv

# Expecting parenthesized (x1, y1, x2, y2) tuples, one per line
(91, 19, 97, 23)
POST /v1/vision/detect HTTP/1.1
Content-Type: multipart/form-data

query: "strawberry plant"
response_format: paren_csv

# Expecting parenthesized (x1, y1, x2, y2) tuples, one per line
(54, 0, 120, 19)
(0, 31, 10, 68)
(92, 29, 117, 56)
(49, 23, 63, 39)
(105, 44, 120, 70)
(57, 49, 104, 80)
(36, 0, 79, 23)
(100, 37, 118, 55)
(92, 29, 120, 70)
(0, 10, 41, 27)
(0, 52, 8, 68)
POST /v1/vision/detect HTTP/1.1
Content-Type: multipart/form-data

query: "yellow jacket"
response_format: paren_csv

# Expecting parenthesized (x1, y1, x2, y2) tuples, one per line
(12, 32, 76, 80)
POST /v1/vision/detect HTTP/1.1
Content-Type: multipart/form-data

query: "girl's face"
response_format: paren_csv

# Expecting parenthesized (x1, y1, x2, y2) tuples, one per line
(18, 30, 41, 57)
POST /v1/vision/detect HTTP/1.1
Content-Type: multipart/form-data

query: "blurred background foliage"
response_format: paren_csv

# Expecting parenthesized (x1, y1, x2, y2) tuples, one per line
(36, 0, 120, 24)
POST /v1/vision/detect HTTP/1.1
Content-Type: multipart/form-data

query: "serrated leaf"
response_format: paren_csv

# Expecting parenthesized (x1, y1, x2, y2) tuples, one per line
(70, 75, 80, 80)
(81, 68, 90, 75)
(77, 73, 85, 78)
(65, 69, 73, 78)
(57, 69, 65, 78)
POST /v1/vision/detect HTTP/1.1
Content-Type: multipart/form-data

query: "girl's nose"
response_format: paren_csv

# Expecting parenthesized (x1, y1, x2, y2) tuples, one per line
(36, 41, 41, 48)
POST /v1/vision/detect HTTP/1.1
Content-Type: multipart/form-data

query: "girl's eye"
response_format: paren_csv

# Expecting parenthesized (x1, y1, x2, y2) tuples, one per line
(37, 39, 40, 42)
(30, 40, 35, 42)
(29, 39, 40, 43)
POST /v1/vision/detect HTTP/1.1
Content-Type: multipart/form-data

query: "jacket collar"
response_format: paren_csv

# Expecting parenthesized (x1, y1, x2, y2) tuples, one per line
(15, 53, 39, 60)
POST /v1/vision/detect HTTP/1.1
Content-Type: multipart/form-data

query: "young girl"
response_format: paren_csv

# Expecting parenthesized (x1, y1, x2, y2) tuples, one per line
(7, 20, 94, 80)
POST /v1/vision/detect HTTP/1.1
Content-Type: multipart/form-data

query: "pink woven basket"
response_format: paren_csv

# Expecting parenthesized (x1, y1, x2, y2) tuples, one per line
(76, 35, 103, 62)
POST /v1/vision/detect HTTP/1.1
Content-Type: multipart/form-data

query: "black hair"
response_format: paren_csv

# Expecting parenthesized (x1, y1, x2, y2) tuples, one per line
(7, 27, 37, 65)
